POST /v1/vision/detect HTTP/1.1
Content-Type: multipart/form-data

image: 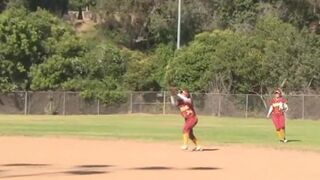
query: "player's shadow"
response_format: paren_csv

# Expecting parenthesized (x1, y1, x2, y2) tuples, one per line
(1, 163, 50, 167)
(0, 170, 108, 179)
(287, 140, 301, 143)
(131, 166, 221, 171)
(186, 167, 221, 170)
(0, 163, 110, 178)
(202, 148, 219, 152)
(0, 172, 62, 179)
(76, 165, 113, 168)
(64, 170, 107, 175)
(132, 166, 174, 170)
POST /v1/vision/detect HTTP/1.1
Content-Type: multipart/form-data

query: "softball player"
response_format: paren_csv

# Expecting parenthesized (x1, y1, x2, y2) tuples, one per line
(170, 88, 202, 151)
(267, 89, 289, 143)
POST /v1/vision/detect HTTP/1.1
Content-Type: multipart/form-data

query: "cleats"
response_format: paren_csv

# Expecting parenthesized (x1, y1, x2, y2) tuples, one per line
(180, 145, 188, 150)
(193, 146, 203, 151)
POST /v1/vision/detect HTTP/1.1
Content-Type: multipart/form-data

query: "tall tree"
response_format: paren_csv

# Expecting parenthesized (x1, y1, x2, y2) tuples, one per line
(166, 15, 320, 94)
(0, 8, 85, 91)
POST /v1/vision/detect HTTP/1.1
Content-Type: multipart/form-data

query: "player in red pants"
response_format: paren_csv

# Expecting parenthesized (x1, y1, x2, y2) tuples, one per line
(267, 89, 289, 143)
(170, 88, 202, 151)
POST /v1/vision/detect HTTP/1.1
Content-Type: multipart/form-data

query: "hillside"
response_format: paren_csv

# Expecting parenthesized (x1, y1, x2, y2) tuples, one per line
(0, 0, 320, 105)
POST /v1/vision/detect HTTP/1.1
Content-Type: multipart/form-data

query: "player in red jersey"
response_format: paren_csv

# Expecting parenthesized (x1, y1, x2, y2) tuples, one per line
(267, 89, 289, 143)
(170, 88, 202, 151)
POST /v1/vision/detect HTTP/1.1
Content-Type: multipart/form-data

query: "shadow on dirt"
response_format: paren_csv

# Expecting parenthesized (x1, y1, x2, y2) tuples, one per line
(132, 166, 174, 170)
(0, 172, 62, 179)
(76, 165, 113, 168)
(64, 170, 107, 175)
(287, 140, 301, 143)
(1, 163, 50, 167)
(131, 166, 221, 171)
(0, 163, 221, 178)
(186, 167, 221, 170)
(0, 170, 108, 179)
(202, 148, 220, 152)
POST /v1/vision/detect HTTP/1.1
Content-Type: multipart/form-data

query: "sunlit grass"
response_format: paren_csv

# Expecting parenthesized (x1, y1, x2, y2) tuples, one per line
(0, 115, 319, 151)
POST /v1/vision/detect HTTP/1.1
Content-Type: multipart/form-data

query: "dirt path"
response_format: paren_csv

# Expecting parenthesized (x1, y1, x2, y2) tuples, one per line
(0, 137, 319, 180)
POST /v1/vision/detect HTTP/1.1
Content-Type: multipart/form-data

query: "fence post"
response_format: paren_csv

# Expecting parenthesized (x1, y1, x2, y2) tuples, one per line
(97, 99, 100, 115)
(218, 94, 221, 117)
(163, 91, 166, 115)
(302, 94, 305, 120)
(129, 92, 133, 114)
(245, 94, 249, 119)
(212, 94, 215, 116)
(63, 91, 66, 115)
(24, 91, 28, 115)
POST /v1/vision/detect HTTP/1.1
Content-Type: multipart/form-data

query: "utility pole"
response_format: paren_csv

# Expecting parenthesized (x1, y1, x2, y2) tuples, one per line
(177, 0, 181, 49)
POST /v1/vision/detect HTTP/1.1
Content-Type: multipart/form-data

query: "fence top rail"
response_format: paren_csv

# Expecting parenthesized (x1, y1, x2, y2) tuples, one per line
(130, 91, 320, 96)
(2, 91, 320, 97)
(190, 93, 320, 97)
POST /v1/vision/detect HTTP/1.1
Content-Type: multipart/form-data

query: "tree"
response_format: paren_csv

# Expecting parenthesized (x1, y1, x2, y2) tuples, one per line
(276, 0, 318, 28)
(148, 0, 215, 46)
(69, 0, 96, 19)
(3, 0, 68, 17)
(165, 15, 320, 94)
(68, 43, 128, 104)
(122, 49, 157, 91)
(0, 0, 8, 12)
(252, 15, 320, 93)
(0, 8, 85, 92)
(214, 0, 259, 30)
(150, 44, 175, 89)
(92, 0, 216, 48)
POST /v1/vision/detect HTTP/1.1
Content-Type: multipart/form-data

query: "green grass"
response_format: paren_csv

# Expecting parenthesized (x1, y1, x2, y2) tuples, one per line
(0, 115, 320, 151)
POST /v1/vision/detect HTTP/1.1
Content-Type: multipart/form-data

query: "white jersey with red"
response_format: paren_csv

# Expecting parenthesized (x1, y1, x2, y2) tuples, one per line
(270, 97, 288, 115)
(177, 99, 196, 119)
(171, 94, 197, 119)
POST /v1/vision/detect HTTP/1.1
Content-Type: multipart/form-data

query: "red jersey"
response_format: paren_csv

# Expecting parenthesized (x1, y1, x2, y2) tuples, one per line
(177, 100, 196, 119)
(270, 97, 287, 115)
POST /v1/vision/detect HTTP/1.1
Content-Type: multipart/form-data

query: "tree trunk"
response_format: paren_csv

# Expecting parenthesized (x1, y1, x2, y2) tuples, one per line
(78, 7, 83, 20)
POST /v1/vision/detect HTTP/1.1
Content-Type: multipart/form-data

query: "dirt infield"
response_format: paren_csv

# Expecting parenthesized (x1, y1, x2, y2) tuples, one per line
(0, 137, 320, 180)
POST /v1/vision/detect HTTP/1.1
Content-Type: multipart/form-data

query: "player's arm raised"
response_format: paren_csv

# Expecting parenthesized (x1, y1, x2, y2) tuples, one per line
(177, 93, 191, 104)
(169, 87, 178, 106)
(267, 105, 273, 118)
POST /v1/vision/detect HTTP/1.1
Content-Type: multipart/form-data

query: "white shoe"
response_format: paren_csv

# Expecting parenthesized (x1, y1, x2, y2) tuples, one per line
(283, 139, 288, 143)
(193, 146, 203, 151)
(180, 145, 188, 150)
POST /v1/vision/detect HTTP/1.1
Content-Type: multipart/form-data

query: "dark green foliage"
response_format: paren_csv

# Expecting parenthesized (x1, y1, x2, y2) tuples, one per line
(166, 15, 320, 94)
(1, 0, 320, 97)
(0, 8, 83, 91)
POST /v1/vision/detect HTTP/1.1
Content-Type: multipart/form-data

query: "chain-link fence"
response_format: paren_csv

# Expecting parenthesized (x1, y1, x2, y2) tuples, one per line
(0, 91, 319, 119)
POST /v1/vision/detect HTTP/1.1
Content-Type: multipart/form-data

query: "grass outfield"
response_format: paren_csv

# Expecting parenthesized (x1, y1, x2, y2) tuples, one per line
(0, 114, 320, 151)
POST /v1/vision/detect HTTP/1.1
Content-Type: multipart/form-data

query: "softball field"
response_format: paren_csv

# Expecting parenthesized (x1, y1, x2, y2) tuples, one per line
(0, 115, 320, 180)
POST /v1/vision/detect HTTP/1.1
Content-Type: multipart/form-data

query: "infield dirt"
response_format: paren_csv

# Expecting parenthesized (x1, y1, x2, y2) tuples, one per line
(0, 137, 319, 180)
